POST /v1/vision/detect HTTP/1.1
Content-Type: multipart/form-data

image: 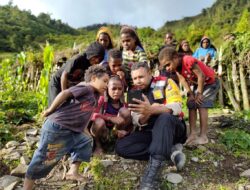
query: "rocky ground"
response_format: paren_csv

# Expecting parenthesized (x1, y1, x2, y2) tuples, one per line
(0, 113, 250, 190)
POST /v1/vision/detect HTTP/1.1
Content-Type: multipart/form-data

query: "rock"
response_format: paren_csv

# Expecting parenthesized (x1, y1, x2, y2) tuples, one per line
(0, 147, 15, 156)
(26, 129, 38, 136)
(24, 136, 39, 146)
(245, 185, 250, 190)
(0, 175, 21, 190)
(191, 157, 199, 162)
(15, 145, 27, 154)
(120, 158, 135, 164)
(213, 161, 218, 167)
(11, 164, 28, 177)
(240, 169, 250, 178)
(198, 145, 207, 152)
(100, 160, 113, 168)
(238, 185, 245, 190)
(20, 156, 30, 165)
(5, 141, 20, 148)
(166, 173, 183, 184)
(3, 151, 21, 161)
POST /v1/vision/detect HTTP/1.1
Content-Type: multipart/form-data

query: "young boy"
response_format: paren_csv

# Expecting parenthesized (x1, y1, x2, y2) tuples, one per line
(105, 49, 127, 88)
(48, 42, 105, 106)
(24, 65, 109, 190)
(158, 47, 220, 145)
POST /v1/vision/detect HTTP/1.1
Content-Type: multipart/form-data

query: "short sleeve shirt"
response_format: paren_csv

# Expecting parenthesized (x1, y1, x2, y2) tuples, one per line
(48, 84, 98, 133)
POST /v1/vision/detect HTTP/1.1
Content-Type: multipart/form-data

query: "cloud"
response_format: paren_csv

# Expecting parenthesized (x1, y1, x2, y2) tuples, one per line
(0, 0, 216, 29)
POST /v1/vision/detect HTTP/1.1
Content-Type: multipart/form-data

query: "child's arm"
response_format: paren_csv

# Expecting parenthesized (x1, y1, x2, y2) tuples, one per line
(43, 90, 73, 117)
(191, 64, 205, 104)
(61, 71, 69, 91)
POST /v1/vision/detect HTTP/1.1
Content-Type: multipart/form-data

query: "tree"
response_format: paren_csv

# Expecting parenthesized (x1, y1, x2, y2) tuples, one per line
(235, 8, 250, 33)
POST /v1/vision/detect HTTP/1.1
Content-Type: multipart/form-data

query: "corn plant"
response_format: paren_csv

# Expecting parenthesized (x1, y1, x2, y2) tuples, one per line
(37, 41, 54, 112)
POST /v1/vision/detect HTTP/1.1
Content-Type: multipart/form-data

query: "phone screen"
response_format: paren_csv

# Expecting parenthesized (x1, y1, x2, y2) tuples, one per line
(127, 90, 143, 104)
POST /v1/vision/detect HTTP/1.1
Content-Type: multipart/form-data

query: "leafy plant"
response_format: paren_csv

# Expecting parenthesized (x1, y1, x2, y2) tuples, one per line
(220, 129, 250, 157)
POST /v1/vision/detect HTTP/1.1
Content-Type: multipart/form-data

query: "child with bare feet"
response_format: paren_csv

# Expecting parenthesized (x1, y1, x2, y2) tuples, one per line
(91, 76, 131, 155)
(23, 65, 109, 190)
(158, 47, 220, 146)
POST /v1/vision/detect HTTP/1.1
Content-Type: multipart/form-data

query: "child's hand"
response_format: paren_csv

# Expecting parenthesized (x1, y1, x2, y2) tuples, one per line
(41, 109, 52, 117)
(195, 92, 204, 105)
(116, 71, 125, 80)
(107, 116, 125, 126)
(116, 130, 129, 139)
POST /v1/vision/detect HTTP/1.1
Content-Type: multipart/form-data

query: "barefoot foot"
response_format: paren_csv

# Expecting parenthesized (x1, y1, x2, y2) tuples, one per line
(184, 134, 198, 146)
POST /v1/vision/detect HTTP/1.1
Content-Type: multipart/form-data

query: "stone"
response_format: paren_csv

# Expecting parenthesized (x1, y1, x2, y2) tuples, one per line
(197, 145, 207, 152)
(100, 160, 113, 168)
(11, 164, 28, 177)
(191, 157, 199, 162)
(25, 136, 39, 146)
(245, 185, 250, 190)
(166, 173, 183, 184)
(240, 169, 250, 178)
(0, 147, 15, 156)
(20, 156, 30, 165)
(0, 175, 21, 190)
(26, 128, 38, 136)
(5, 141, 20, 148)
(213, 161, 218, 167)
(3, 151, 21, 161)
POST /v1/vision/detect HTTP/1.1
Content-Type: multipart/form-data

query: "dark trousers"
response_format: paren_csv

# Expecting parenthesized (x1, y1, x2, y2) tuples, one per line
(115, 113, 186, 160)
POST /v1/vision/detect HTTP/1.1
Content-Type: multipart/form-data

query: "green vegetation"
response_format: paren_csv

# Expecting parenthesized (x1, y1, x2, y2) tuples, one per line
(220, 129, 250, 157)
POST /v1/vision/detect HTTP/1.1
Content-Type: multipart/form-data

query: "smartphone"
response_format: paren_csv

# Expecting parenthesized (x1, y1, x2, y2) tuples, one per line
(127, 90, 143, 104)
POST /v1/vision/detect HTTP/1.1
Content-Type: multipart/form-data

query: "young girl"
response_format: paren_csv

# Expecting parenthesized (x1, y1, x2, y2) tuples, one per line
(120, 26, 149, 84)
(158, 47, 220, 146)
(178, 40, 193, 56)
(91, 76, 131, 155)
(96, 26, 114, 65)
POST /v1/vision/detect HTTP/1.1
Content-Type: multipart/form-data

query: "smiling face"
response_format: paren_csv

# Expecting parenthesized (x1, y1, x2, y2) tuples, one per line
(108, 79, 123, 101)
(121, 33, 136, 51)
(98, 33, 110, 49)
(91, 74, 109, 95)
(131, 67, 152, 90)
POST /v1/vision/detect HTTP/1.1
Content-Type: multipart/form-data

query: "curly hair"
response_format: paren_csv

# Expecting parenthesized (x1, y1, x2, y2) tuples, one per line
(84, 65, 107, 82)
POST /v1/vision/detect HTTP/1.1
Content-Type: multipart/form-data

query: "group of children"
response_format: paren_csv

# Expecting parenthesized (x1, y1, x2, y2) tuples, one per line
(23, 26, 219, 190)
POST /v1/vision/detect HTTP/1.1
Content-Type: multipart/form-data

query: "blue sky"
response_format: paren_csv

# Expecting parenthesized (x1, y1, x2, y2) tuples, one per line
(1, 0, 216, 29)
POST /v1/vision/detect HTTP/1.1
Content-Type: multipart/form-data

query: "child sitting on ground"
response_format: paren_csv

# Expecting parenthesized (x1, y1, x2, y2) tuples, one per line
(23, 65, 109, 190)
(91, 76, 131, 155)
(158, 47, 219, 146)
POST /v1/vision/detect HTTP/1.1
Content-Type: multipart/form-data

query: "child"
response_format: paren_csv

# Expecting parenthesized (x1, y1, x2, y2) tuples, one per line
(106, 49, 128, 88)
(96, 26, 114, 64)
(158, 47, 220, 145)
(48, 42, 105, 106)
(193, 36, 217, 66)
(120, 26, 149, 79)
(178, 40, 193, 56)
(90, 76, 131, 155)
(24, 65, 109, 190)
